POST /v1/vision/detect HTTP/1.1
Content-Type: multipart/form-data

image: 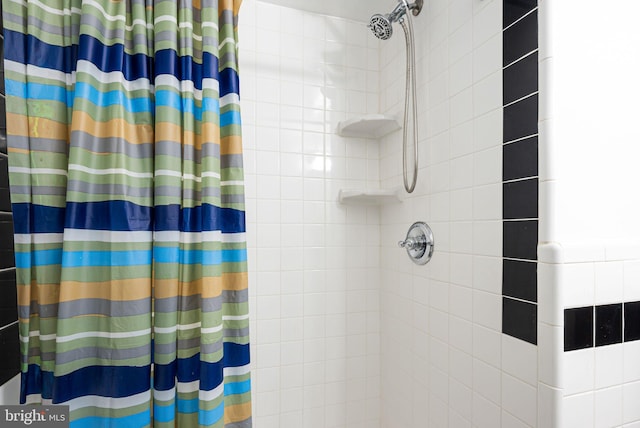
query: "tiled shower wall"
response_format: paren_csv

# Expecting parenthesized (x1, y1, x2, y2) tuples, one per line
(538, 1, 640, 427)
(0, 3, 20, 398)
(239, 1, 383, 426)
(379, 0, 539, 426)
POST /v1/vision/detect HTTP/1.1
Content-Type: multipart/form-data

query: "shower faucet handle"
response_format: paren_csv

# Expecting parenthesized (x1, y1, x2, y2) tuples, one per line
(398, 238, 418, 250)
(398, 222, 434, 265)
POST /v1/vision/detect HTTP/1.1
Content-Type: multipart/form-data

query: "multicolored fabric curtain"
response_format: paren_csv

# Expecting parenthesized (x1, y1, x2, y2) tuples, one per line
(4, 0, 251, 426)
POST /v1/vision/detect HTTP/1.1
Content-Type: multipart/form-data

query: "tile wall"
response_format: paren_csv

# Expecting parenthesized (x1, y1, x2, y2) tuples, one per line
(0, 2, 20, 392)
(501, 0, 538, 346)
(538, 1, 640, 426)
(239, 1, 383, 427)
(538, 243, 640, 427)
(378, 0, 538, 427)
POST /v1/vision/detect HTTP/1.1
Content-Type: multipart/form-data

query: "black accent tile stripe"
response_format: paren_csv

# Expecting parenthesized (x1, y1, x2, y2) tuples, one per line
(595, 304, 622, 347)
(502, 3, 538, 345)
(504, 94, 538, 143)
(503, 178, 538, 220)
(503, 259, 537, 302)
(625, 301, 640, 342)
(0, 323, 19, 385)
(503, 52, 538, 105)
(0, 269, 16, 327)
(503, 136, 538, 181)
(503, 297, 537, 345)
(503, 220, 538, 261)
(565, 301, 640, 351)
(503, 10, 538, 66)
(564, 307, 594, 351)
(504, 0, 537, 28)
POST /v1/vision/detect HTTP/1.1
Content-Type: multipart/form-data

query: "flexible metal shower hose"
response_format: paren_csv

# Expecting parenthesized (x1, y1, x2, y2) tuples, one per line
(399, 5, 418, 194)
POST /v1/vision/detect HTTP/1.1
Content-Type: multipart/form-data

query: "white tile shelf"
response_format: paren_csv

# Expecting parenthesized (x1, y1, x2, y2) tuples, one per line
(336, 114, 401, 139)
(336, 115, 402, 205)
(338, 189, 402, 205)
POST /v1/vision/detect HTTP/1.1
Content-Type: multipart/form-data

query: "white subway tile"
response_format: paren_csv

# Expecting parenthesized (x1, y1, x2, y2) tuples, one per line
(563, 392, 594, 428)
(595, 386, 623, 428)
(563, 348, 595, 396)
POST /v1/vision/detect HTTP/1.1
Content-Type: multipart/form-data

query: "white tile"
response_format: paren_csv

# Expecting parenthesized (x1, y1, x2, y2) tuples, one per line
(624, 341, 640, 383)
(472, 183, 501, 220)
(473, 325, 501, 367)
(472, 221, 502, 257)
(563, 348, 595, 396)
(595, 344, 623, 389)
(472, 290, 501, 331)
(472, 0, 501, 48)
(473, 146, 501, 186)
(538, 384, 562, 428)
(449, 315, 473, 355)
(473, 33, 502, 83)
(623, 380, 640, 424)
(563, 392, 594, 428)
(501, 373, 537, 427)
(472, 70, 502, 117)
(538, 322, 563, 389)
(502, 334, 537, 387)
(450, 154, 474, 190)
(538, 262, 563, 326)
(595, 386, 623, 428)
(450, 282, 473, 320)
(625, 260, 640, 301)
(594, 261, 624, 305)
(472, 392, 501, 428)
(450, 87, 473, 126)
(451, 121, 474, 157)
(451, 222, 474, 255)
(472, 256, 501, 294)
(449, 21, 473, 65)
(562, 262, 595, 309)
(473, 108, 503, 151)
(451, 189, 473, 221)
(450, 347, 473, 388)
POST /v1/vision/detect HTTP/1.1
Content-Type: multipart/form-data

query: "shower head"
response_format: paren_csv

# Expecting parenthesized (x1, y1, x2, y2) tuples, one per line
(369, 13, 394, 40)
(368, 0, 423, 40)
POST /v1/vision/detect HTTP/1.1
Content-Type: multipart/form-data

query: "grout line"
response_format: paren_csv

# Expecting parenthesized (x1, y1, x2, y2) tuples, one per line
(503, 257, 537, 263)
(503, 295, 537, 306)
(0, 267, 16, 274)
(502, 49, 538, 71)
(503, 133, 539, 146)
(503, 91, 538, 109)
(0, 320, 18, 333)
(503, 175, 539, 184)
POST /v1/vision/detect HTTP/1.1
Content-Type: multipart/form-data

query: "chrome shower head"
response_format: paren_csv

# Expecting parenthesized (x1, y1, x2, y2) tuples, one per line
(368, 0, 423, 40)
(369, 13, 394, 40)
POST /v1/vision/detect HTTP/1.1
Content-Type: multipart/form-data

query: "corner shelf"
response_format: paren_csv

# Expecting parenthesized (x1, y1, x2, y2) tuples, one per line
(338, 189, 402, 205)
(337, 114, 400, 139)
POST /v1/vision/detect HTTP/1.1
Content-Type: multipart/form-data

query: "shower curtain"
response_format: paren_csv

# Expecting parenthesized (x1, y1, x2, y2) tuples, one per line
(4, 0, 251, 426)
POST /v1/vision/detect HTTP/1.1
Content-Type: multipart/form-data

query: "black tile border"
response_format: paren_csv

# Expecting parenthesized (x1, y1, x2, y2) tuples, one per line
(503, 297, 537, 345)
(502, 1, 539, 345)
(564, 301, 640, 351)
(503, 0, 537, 28)
(564, 307, 594, 351)
(503, 259, 537, 302)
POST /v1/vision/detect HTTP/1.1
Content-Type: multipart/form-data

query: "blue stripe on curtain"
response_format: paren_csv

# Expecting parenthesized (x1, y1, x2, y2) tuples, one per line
(53, 365, 150, 402)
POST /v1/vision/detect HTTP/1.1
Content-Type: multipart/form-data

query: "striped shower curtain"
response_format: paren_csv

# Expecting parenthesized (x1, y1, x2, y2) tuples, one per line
(3, 0, 251, 426)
